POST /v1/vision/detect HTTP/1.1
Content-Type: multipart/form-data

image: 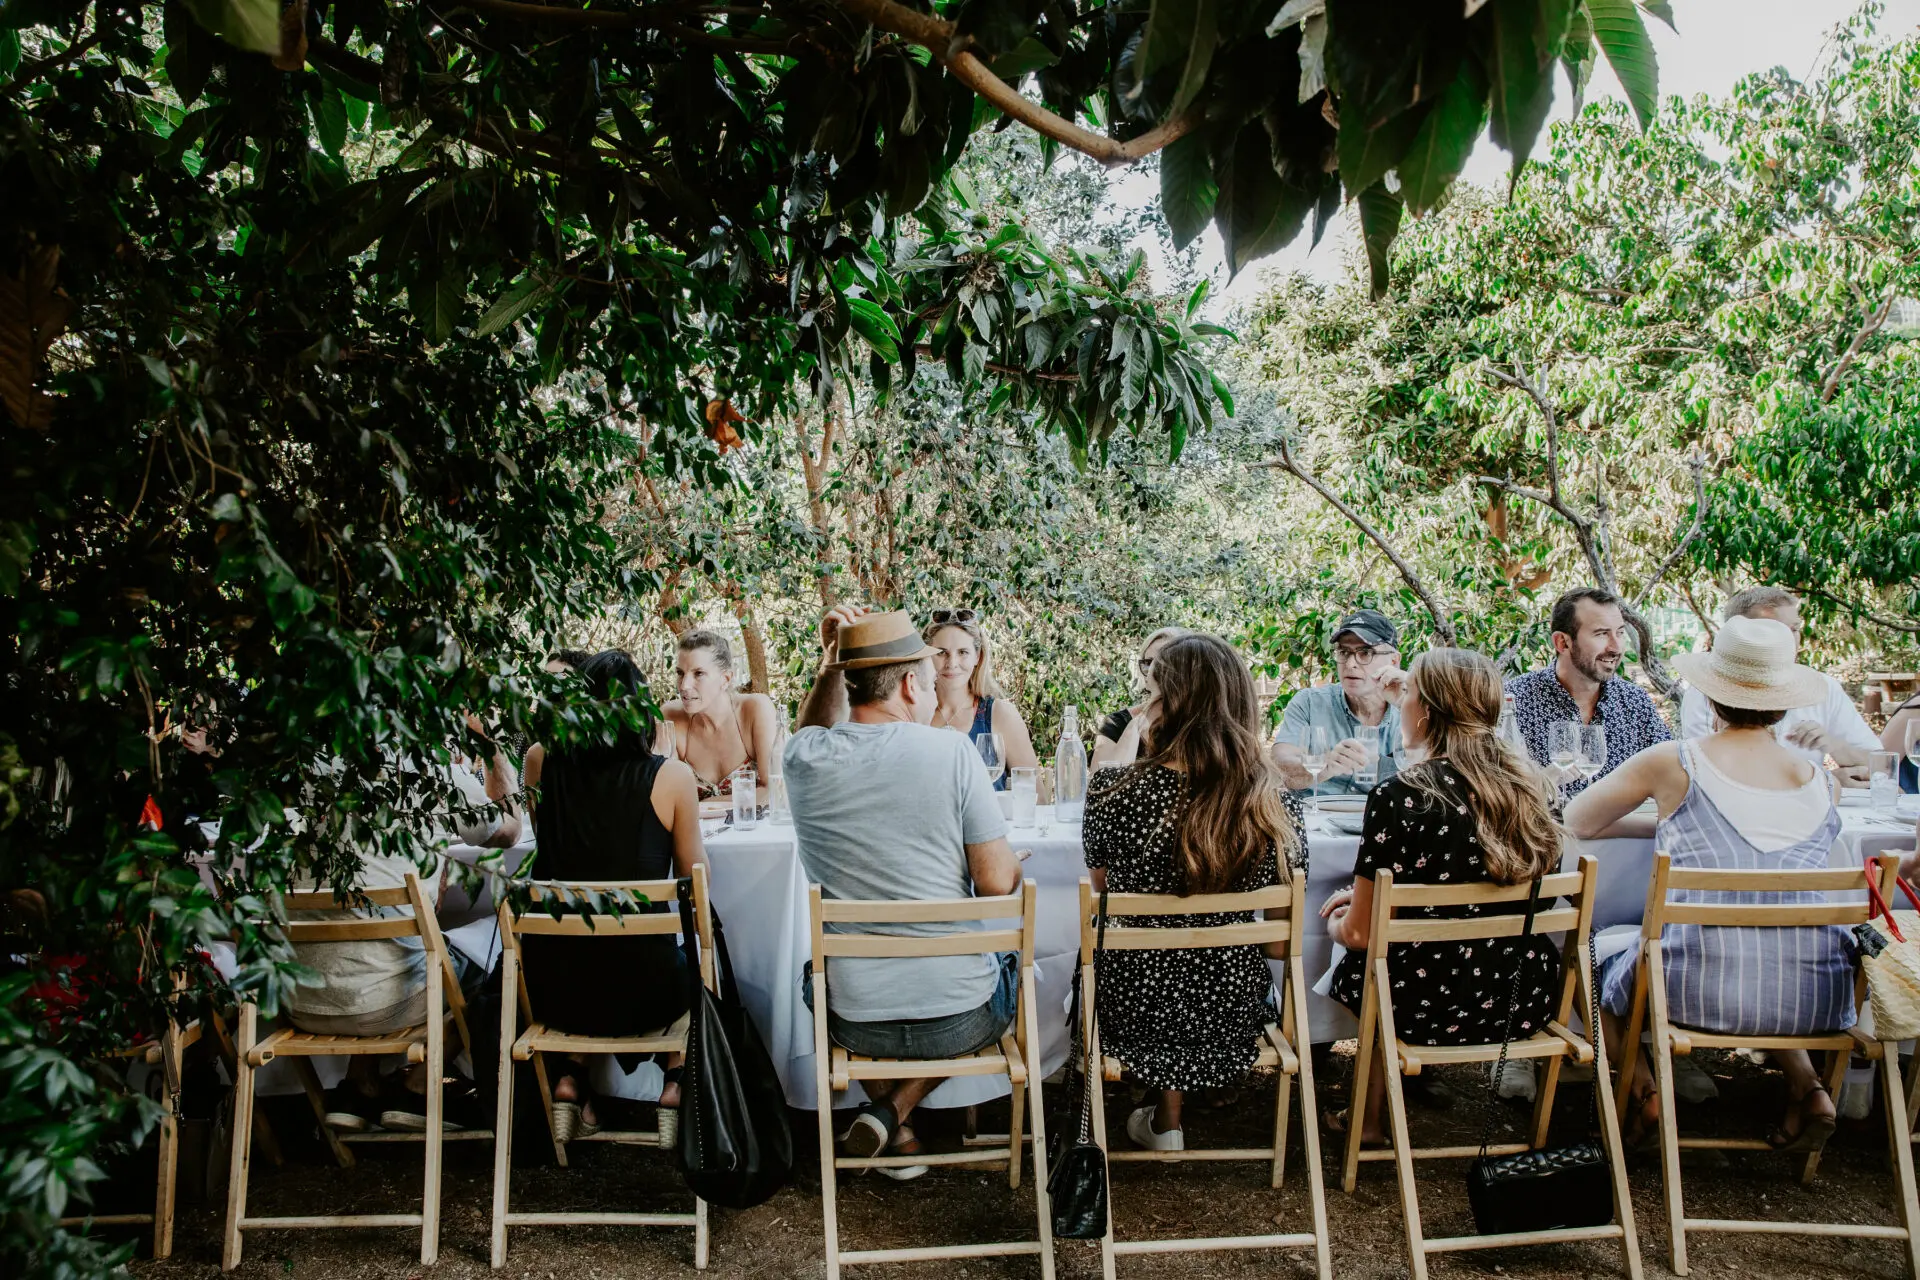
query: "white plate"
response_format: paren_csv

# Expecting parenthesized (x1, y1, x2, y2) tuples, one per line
(1316, 797, 1367, 814)
(1837, 790, 1871, 808)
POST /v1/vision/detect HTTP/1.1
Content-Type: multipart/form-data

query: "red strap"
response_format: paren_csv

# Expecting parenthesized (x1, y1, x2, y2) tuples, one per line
(1898, 874, 1920, 915)
(1867, 864, 1907, 943)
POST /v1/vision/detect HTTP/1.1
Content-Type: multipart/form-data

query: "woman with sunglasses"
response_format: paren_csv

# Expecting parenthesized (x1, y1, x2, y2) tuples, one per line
(1092, 627, 1187, 769)
(922, 609, 1038, 784)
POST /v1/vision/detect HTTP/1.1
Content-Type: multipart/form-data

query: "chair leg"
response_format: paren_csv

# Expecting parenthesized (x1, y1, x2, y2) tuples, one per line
(1801, 1047, 1850, 1185)
(1588, 980, 1643, 1280)
(1651, 1033, 1688, 1275)
(1007, 1060, 1026, 1191)
(1293, 968, 1332, 1280)
(221, 1005, 257, 1272)
(1022, 964, 1056, 1280)
(814, 994, 842, 1280)
(293, 1056, 355, 1169)
(491, 951, 518, 1269)
(1375, 990, 1427, 1280)
(1907, 1046, 1920, 1145)
(1273, 1060, 1293, 1190)
(1530, 1052, 1565, 1150)
(421, 960, 444, 1266)
(152, 1028, 183, 1259)
(1344, 961, 1383, 1195)
(531, 1052, 568, 1168)
(694, 1195, 710, 1270)
(1088, 1039, 1117, 1280)
(1878, 1045, 1920, 1279)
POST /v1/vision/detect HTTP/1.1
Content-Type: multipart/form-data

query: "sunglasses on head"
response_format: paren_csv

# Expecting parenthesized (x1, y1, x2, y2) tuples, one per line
(931, 608, 978, 625)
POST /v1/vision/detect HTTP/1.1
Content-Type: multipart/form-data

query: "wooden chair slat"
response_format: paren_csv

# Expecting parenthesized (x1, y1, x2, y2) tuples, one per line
(819, 892, 1026, 924)
(1384, 905, 1581, 944)
(284, 885, 413, 909)
(1099, 920, 1292, 951)
(819, 928, 1026, 959)
(1099, 885, 1295, 915)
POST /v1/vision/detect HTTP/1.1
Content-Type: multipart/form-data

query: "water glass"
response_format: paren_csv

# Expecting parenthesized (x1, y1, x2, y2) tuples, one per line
(731, 765, 759, 831)
(767, 772, 791, 826)
(1578, 723, 1608, 781)
(1010, 766, 1038, 827)
(1872, 750, 1901, 813)
(1352, 725, 1381, 788)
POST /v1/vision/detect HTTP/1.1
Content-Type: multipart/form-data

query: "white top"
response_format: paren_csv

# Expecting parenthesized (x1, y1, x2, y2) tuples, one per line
(1678, 673, 1878, 767)
(1682, 739, 1833, 853)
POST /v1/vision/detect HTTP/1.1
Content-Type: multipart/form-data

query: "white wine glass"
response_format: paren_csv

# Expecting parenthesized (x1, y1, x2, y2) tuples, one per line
(975, 732, 1006, 787)
(1578, 723, 1608, 781)
(1301, 725, 1331, 778)
(1548, 720, 1580, 768)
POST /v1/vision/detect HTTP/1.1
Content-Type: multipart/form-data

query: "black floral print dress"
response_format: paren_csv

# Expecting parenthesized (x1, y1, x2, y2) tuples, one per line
(1083, 764, 1307, 1091)
(1327, 764, 1560, 1046)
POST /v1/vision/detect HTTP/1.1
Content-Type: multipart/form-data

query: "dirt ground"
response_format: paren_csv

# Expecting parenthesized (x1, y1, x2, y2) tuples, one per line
(121, 1047, 1916, 1280)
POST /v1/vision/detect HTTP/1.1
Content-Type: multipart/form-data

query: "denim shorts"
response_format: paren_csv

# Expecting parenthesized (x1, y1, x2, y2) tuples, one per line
(805, 952, 1019, 1060)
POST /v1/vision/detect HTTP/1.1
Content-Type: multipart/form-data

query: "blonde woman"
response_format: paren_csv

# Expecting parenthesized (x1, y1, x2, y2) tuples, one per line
(656, 629, 782, 801)
(923, 609, 1038, 782)
(1319, 647, 1563, 1145)
(1091, 627, 1186, 769)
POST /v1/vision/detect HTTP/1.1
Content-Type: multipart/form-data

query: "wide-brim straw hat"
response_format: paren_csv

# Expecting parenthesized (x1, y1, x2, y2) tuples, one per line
(827, 610, 940, 671)
(1670, 614, 1827, 711)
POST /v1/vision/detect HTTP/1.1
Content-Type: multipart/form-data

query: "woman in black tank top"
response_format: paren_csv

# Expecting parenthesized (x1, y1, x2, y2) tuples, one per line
(521, 650, 707, 1140)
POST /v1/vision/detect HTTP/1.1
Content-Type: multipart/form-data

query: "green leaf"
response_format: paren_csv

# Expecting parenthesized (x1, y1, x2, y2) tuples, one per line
(1168, 0, 1218, 118)
(1483, 0, 1573, 174)
(1156, 132, 1216, 254)
(1131, 0, 1211, 101)
(1356, 180, 1403, 299)
(1637, 0, 1675, 32)
(0, 28, 19, 77)
(179, 0, 282, 55)
(1215, 122, 1314, 278)
(474, 275, 555, 338)
(1208, 370, 1235, 417)
(412, 271, 464, 345)
(1588, 0, 1658, 129)
(1336, 98, 1428, 200)
(846, 297, 902, 363)
(312, 84, 348, 158)
(1397, 56, 1488, 214)
(983, 36, 1061, 81)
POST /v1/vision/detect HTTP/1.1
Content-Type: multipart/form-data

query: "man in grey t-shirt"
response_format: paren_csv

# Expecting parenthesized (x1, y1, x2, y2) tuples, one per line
(1271, 609, 1404, 796)
(786, 605, 1023, 1179)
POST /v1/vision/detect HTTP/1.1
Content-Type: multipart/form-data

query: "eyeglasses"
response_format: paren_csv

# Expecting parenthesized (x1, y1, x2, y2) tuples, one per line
(1333, 645, 1390, 665)
(930, 608, 977, 625)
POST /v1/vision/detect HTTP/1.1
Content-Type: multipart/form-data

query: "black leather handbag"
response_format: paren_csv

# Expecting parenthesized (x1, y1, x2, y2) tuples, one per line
(675, 879, 794, 1209)
(1047, 890, 1109, 1240)
(1464, 876, 1614, 1236)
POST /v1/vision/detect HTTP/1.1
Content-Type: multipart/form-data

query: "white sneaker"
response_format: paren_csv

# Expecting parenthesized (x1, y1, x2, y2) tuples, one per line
(1493, 1059, 1537, 1102)
(1125, 1106, 1184, 1152)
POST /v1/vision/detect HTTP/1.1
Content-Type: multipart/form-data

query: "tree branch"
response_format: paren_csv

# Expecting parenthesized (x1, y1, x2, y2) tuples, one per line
(832, 0, 1198, 168)
(912, 345, 1079, 382)
(1632, 453, 1708, 613)
(1792, 583, 1920, 635)
(1257, 437, 1457, 646)
(1820, 287, 1896, 403)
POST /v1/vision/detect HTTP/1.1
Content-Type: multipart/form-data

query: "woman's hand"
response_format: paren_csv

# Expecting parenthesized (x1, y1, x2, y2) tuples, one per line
(1319, 885, 1354, 920)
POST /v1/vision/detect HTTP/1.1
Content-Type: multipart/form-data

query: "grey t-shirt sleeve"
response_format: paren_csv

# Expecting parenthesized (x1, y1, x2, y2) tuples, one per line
(957, 739, 1009, 845)
(1273, 686, 1318, 747)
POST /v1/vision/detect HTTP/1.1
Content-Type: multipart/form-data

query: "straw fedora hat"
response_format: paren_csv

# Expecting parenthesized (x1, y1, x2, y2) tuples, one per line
(1670, 615, 1826, 711)
(827, 610, 939, 671)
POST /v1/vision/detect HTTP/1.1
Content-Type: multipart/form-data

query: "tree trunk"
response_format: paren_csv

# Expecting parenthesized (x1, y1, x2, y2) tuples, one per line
(793, 406, 839, 608)
(731, 597, 769, 692)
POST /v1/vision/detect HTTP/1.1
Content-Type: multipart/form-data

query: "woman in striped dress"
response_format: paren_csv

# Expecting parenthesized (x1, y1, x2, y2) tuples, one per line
(1566, 615, 1847, 1154)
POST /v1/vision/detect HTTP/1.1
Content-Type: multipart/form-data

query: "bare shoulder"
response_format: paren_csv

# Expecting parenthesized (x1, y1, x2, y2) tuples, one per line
(739, 691, 780, 724)
(992, 696, 1029, 728)
(655, 756, 697, 793)
(523, 742, 546, 781)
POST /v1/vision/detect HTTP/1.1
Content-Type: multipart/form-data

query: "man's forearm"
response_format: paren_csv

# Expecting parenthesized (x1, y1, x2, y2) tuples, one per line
(1271, 743, 1312, 791)
(797, 666, 847, 729)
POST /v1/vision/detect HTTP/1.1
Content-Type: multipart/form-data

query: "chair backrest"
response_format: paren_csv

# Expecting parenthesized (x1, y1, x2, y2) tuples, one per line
(1077, 870, 1303, 962)
(500, 862, 716, 994)
(1641, 851, 1897, 932)
(808, 879, 1037, 978)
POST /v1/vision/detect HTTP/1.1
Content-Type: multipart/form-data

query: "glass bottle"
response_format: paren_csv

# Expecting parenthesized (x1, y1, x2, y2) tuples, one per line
(1054, 705, 1087, 824)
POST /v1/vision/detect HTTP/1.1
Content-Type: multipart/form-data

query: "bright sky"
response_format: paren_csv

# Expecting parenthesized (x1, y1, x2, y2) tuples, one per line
(1106, 0, 1920, 307)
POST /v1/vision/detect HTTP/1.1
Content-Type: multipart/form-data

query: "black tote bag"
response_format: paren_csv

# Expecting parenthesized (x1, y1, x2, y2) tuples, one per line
(675, 877, 794, 1209)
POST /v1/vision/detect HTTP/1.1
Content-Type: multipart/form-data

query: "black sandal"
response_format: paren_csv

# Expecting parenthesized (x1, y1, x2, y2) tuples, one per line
(1767, 1082, 1837, 1155)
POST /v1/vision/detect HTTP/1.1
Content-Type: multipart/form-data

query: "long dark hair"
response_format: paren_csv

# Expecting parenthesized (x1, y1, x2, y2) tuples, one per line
(568, 649, 655, 760)
(1136, 633, 1298, 894)
(1402, 648, 1560, 884)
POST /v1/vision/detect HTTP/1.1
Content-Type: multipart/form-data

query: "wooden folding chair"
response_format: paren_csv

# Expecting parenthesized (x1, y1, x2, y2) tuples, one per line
(490, 864, 715, 1269)
(1614, 851, 1920, 1276)
(809, 878, 1053, 1280)
(1076, 868, 1330, 1280)
(1344, 854, 1640, 1280)
(57, 1018, 201, 1258)
(224, 871, 480, 1269)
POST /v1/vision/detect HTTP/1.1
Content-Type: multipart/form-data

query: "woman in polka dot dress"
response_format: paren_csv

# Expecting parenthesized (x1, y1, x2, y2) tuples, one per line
(1321, 647, 1564, 1145)
(1083, 632, 1306, 1153)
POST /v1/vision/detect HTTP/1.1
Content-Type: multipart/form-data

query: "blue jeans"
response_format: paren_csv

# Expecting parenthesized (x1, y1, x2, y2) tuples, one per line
(805, 952, 1019, 1060)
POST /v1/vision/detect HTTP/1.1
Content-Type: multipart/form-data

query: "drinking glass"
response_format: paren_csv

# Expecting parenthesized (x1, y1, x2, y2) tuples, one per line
(976, 732, 1006, 788)
(1352, 725, 1381, 788)
(1009, 766, 1038, 827)
(1905, 718, 1920, 774)
(1871, 750, 1901, 813)
(731, 765, 759, 831)
(767, 772, 791, 826)
(1548, 720, 1580, 769)
(1301, 725, 1331, 778)
(1578, 724, 1608, 781)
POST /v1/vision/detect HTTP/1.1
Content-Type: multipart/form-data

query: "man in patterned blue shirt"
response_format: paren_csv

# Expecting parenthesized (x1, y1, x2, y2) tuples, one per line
(1507, 586, 1672, 799)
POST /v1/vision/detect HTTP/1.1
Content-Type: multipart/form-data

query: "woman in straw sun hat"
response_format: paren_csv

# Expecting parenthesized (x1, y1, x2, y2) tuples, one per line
(1565, 615, 1847, 1155)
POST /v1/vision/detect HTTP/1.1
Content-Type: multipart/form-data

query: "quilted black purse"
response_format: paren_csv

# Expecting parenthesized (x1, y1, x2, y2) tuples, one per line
(1046, 890, 1109, 1240)
(1464, 876, 1614, 1236)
